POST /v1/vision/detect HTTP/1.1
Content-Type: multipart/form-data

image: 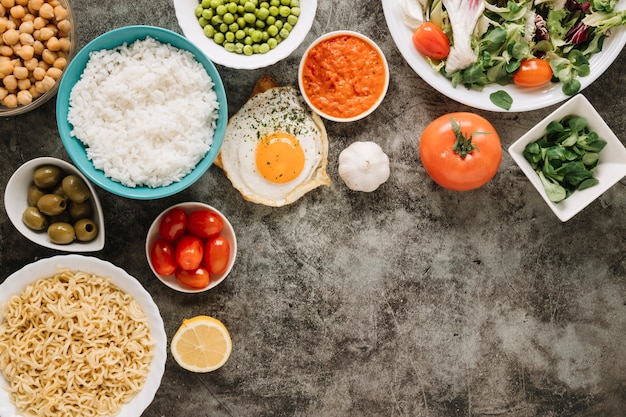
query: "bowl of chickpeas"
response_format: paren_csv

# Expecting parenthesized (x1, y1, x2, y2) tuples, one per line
(174, 0, 316, 69)
(0, 0, 74, 116)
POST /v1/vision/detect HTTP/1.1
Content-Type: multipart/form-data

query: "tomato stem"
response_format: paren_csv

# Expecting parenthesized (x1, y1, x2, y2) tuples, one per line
(450, 117, 480, 159)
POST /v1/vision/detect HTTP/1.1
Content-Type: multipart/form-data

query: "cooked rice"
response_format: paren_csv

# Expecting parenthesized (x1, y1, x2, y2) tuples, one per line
(68, 36, 219, 188)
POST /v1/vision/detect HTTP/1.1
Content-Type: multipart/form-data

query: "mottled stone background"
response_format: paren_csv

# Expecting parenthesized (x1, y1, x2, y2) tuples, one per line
(1, 0, 625, 416)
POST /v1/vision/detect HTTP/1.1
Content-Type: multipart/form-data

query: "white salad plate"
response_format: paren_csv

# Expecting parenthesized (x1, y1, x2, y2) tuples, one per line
(0, 255, 167, 417)
(381, 0, 626, 112)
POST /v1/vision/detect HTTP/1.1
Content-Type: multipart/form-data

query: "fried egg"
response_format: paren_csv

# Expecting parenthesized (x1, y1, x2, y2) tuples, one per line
(216, 85, 330, 207)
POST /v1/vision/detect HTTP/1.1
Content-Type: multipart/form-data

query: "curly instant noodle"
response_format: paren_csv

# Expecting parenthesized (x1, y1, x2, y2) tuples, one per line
(0, 269, 154, 417)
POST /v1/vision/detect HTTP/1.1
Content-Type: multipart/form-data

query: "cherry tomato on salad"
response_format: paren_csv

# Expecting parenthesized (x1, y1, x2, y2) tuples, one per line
(419, 112, 502, 191)
(205, 236, 230, 275)
(149, 239, 177, 276)
(159, 208, 187, 241)
(187, 210, 224, 239)
(175, 235, 204, 271)
(513, 58, 553, 88)
(175, 266, 211, 289)
(412, 22, 450, 61)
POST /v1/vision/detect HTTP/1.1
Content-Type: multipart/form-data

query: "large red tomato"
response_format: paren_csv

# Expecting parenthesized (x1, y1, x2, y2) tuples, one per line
(419, 113, 502, 191)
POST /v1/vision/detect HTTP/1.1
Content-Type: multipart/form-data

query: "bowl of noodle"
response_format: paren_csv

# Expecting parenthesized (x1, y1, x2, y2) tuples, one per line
(0, 255, 166, 417)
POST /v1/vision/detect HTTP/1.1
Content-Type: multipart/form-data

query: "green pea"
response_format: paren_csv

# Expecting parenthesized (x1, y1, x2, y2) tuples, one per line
(290, 0, 299, 6)
(214, 32, 225, 44)
(252, 44, 260, 53)
(259, 42, 270, 53)
(279, 27, 289, 39)
(287, 14, 297, 25)
(202, 8, 213, 19)
(230, 22, 240, 31)
(210, 0, 222, 8)
(216, 4, 228, 14)
(198, 17, 209, 27)
(268, 37, 277, 49)
(260, 1, 269, 8)
(227, 1, 238, 13)
(223, 12, 235, 24)
(237, 16, 246, 27)
(283, 22, 293, 31)
(243, 44, 253, 55)
(225, 31, 235, 42)
(250, 29, 262, 42)
(211, 15, 223, 25)
(278, 5, 290, 16)
(244, 1, 255, 12)
(235, 42, 244, 53)
(290, 6, 300, 16)
(267, 24, 278, 37)
(274, 19, 283, 29)
(244, 12, 256, 24)
(270, 0, 279, 5)
(255, 7, 269, 20)
(224, 42, 236, 52)
(201, 0, 211, 6)
(266, 15, 276, 25)
(268, 5, 279, 16)
(235, 29, 246, 39)
(204, 25, 215, 37)
(280, 0, 289, 5)
(255, 19, 265, 28)
(244, 35, 253, 45)
(219, 22, 229, 32)
(195, 5, 204, 17)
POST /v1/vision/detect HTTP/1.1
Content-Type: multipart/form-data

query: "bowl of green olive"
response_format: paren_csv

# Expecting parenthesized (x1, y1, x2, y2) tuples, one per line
(4, 157, 105, 251)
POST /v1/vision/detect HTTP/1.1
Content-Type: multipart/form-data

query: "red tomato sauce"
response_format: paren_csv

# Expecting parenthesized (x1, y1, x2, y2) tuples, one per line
(301, 34, 387, 119)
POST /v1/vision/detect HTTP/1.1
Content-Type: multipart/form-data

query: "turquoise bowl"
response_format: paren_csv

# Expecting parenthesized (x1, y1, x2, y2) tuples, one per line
(56, 25, 228, 200)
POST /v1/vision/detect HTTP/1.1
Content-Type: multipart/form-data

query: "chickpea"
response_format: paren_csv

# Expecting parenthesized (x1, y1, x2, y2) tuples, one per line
(51, 55, 64, 68)
(1, 0, 15, 8)
(32, 15, 45, 29)
(27, 0, 43, 11)
(0, 58, 13, 75)
(0, 45, 13, 56)
(41, 47, 54, 64)
(23, 55, 36, 70)
(21, 12, 33, 21)
(2, 93, 17, 107)
(16, 87, 30, 104)
(0, 16, 7, 31)
(16, 0, 27, 5)
(31, 65, 44, 79)
(18, 32, 34, 45)
(34, 73, 52, 92)
(17, 76, 30, 89)
(9, 4, 25, 18)
(13, 64, 27, 78)
(3, 73, 17, 89)
(37, 2, 52, 18)
(56, 18, 69, 33)
(16, 43, 33, 59)
(53, 4, 66, 20)
(32, 39, 42, 54)
(0, 86, 7, 99)
(36, 26, 53, 40)
(45, 65, 60, 79)
(46, 35, 59, 51)
(2, 28, 19, 45)
(18, 19, 33, 33)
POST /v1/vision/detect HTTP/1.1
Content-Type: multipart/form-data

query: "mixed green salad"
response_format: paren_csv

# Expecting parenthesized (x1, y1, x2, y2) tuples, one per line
(402, 0, 626, 109)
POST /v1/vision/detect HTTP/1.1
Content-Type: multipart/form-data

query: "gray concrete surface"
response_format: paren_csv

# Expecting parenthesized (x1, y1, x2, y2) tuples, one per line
(1, 0, 625, 416)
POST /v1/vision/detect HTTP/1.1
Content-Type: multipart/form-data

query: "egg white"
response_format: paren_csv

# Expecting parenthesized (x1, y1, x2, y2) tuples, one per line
(218, 86, 330, 207)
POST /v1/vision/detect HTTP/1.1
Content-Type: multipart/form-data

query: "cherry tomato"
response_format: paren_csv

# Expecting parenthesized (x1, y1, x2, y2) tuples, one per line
(187, 210, 224, 239)
(175, 235, 204, 271)
(513, 59, 553, 88)
(159, 208, 187, 241)
(149, 238, 177, 276)
(419, 112, 502, 191)
(412, 22, 450, 61)
(205, 236, 230, 275)
(175, 267, 211, 289)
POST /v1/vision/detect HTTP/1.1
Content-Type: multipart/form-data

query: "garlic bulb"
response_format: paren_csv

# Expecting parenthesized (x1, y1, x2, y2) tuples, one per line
(338, 141, 390, 192)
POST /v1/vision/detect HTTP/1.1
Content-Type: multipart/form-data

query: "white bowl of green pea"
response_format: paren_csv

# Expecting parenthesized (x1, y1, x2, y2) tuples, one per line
(174, 0, 317, 69)
(508, 94, 626, 222)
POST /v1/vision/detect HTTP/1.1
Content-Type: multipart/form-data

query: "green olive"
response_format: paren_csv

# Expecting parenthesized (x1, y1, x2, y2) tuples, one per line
(62, 175, 90, 204)
(68, 200, 92, 220)
(50, 211, 72, 224)
(27, 185, 46, 206)
(22, 207, 48, 231)
(47, 222, 75, 244)
(74, 218, 98, 242)
(37, 194, 67, 216)
(51, 182, 68, 200)
(33, 165, 63, 188)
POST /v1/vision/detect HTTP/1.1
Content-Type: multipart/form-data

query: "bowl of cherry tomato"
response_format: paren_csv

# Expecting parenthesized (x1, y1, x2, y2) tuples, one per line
(145, 202, 237, 293)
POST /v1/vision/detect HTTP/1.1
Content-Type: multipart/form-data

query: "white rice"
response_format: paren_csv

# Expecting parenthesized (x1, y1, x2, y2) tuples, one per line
(67, 36, 219, 188)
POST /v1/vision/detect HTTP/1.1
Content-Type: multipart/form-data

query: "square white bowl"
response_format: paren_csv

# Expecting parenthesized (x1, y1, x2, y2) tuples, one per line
(508, 94, 626, 222)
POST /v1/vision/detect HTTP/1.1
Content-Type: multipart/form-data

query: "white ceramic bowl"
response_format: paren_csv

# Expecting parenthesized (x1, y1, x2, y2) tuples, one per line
(0, 254, 166, 417)
(298, 30, 389, 122)
(145, 202, 237, 293)
(4, 157, 105, 251)
(174, 0, 317, 69)
(508, 94, 626, 222)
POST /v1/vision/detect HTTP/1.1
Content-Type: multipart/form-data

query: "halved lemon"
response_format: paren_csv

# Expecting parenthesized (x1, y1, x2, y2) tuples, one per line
(170, 315, 232, 373)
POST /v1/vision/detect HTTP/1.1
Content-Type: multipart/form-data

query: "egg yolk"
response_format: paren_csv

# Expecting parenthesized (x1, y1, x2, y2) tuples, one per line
(255, 131, 305, 183)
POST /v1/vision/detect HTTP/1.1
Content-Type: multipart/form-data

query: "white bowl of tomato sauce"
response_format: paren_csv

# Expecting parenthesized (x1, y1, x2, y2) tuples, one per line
(298, 30, 389, 122)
